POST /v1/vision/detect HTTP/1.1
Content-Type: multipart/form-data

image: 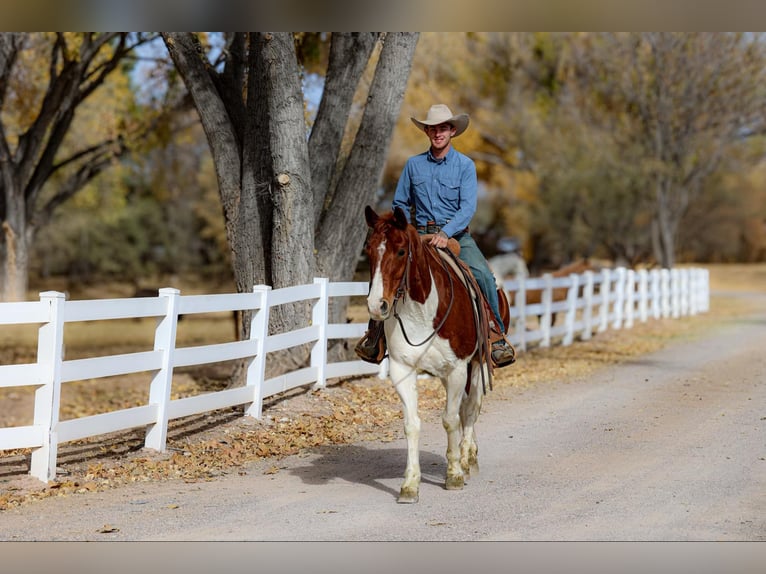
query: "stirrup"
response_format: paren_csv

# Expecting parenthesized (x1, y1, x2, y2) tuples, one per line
(490, 337, 516, 368)
(354, 320, 386, 364)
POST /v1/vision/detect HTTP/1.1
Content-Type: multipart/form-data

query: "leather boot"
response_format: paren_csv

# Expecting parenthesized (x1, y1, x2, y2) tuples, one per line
(354, 319, 387, 364)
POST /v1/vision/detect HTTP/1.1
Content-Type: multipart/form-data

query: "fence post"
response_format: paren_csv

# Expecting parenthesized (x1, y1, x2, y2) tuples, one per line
(688, 269, 698, 316)
(680, 268, 690, 316)
(540, 273, 553, 347)
(378, 357, 389, 380)
(660, 268, 671, 318)
(612, 268, 626, 330)
(515, 277, 528, 352)
(29, 291, 65, 482)
(650, 269, 661, 320)
(562, 273, 579, 346)
(598, 268, 611, 333)
(311, 277, 329, 390)
(246, 285, 271, 419)
(671, 269, 681, 318)
(144, 288, 180, 452)
(581, 271, 594, 341)
(701, 268, 711, 312)
(624, 269, 635, 328)
(638, 269, 648, 323)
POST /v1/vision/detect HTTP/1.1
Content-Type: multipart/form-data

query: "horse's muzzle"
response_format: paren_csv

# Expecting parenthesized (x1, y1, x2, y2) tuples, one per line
(367, 298, 391, 321)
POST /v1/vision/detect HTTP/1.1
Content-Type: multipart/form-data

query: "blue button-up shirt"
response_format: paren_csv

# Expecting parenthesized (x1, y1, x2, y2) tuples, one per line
(392, 146, 478, 239)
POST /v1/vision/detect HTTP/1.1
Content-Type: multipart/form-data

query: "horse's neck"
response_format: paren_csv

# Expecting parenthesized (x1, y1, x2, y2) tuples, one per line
(404, 239, 434, 305)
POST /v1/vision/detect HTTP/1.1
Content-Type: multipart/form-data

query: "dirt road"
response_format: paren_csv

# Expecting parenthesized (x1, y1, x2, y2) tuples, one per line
(1, 294, 764, 542)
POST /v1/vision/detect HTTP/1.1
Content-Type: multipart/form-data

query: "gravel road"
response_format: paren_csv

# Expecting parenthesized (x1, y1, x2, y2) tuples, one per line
(1, 294, 764, 542)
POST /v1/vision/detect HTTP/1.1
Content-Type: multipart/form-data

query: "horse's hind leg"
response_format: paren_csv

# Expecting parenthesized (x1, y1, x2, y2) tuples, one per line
(459, 362, 484, 477)
(442, 368, 468, 490)
(391, 362, 421, 503)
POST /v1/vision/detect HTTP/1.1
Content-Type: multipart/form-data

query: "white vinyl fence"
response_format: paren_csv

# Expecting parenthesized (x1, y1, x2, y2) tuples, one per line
(504, 267, 710, 352)
(0, 267, 708, 483)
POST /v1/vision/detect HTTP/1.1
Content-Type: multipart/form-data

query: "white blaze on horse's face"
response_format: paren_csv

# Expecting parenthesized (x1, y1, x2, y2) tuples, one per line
(367, 238, 388, 320)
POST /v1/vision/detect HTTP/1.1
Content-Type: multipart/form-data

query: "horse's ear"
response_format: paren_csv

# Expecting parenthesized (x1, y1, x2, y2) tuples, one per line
(392, 207, 408, 230)
(365, 205, 378, 227)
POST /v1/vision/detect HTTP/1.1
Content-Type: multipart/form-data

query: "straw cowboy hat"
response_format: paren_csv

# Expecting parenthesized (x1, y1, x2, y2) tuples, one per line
(411, 104, 470, 137)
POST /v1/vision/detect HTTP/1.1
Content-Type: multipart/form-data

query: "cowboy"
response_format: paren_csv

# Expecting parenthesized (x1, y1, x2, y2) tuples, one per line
(356, 104, 516, 368)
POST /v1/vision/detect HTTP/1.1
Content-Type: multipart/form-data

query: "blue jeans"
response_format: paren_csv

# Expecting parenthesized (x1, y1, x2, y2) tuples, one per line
(455, 233, 505, 333)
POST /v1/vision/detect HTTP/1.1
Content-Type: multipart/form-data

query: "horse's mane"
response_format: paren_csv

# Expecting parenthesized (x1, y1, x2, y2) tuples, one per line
(373, 210, 460, 258)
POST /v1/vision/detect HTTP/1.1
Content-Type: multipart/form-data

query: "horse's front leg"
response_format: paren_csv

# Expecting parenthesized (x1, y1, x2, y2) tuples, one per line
(390, 361, 421, 503)
(442, 365, 468, 490)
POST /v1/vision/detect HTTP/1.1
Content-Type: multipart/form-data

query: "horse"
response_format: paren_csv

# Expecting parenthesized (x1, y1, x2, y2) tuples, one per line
(488, 251, 529, 288)
(363, 205, 511, 503)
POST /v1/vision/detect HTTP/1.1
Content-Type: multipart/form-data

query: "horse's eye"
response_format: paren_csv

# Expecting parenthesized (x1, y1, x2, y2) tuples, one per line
(397, 248, 406, 257)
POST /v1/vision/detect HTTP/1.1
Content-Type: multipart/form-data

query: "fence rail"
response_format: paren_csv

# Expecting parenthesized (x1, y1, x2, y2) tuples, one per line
(0, 267, 709, 483)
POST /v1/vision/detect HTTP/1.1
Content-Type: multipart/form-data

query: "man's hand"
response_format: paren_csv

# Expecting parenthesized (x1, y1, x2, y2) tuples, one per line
(429, 230, 449, 249)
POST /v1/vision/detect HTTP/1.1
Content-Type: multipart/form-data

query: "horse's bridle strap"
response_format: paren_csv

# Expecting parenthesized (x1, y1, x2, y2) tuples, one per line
(392, 239, 455, 349)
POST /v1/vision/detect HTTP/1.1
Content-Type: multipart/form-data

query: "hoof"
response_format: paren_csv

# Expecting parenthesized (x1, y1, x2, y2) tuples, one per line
(445, 474, 465, 490)
(397, 487, 419, 504)
(460, 458, 479, 477)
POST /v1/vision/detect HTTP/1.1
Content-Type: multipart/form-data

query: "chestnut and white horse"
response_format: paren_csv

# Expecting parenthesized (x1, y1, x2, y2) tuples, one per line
(363, 206, 510, 503)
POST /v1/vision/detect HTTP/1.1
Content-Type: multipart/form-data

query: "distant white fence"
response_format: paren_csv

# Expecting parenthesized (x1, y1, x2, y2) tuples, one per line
(504, 267, 710, 352)
(0, 267, 708, 483)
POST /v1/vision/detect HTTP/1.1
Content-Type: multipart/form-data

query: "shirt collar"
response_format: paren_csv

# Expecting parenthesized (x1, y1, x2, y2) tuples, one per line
(427, 147, 452, 164)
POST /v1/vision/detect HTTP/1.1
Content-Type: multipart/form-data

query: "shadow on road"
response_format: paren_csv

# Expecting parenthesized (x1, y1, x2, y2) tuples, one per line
(286, 444, 447, 501)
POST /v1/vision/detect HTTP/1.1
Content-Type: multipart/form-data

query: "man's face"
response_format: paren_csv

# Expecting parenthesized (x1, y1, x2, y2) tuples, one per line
(425, 122, 456, 152)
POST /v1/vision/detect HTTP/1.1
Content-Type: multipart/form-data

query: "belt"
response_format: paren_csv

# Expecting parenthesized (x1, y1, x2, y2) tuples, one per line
(416, 221, 469, 236)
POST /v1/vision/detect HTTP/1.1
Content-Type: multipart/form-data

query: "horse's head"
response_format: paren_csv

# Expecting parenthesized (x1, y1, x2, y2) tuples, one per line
(364, 205, 413, 321)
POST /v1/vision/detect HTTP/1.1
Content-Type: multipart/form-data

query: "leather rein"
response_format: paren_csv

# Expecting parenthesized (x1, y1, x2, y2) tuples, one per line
(391, 236, 455, 348)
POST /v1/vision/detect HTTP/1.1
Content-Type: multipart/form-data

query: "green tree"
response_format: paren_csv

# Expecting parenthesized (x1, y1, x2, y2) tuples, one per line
(568, 32, 766, 267)
(31, 114, 224, 286)
(0, 32, 157, 301)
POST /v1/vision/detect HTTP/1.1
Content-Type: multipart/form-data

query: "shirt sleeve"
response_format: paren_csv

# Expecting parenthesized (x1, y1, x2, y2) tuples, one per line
(391, 159, 412, 223)
(441, 155, 477, 238)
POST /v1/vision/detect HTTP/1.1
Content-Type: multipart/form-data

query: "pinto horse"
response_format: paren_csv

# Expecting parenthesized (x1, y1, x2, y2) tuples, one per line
(363, 206, 510, 503)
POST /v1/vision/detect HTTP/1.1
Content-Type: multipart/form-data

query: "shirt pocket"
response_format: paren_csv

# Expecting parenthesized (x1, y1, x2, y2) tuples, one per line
(439, 177, 461, 203)
(412, 176, 428, 191)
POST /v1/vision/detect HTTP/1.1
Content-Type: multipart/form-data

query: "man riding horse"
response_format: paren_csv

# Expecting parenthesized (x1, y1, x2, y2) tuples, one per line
(356, 103, 516, 368)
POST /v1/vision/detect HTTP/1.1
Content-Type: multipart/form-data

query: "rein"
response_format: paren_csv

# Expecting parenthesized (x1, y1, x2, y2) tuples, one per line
(391, 238, 456, 348)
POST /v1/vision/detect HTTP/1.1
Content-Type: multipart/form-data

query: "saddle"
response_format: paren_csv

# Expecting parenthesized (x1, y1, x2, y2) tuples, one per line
(427, 242, 501, 375)
(419, 234, 461, 258)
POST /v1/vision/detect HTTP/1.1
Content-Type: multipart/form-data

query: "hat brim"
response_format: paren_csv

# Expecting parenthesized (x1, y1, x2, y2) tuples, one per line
(411, 113, 469, 138)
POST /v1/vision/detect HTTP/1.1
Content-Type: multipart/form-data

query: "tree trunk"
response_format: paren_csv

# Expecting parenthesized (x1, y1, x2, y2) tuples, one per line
(316, 32, 419, 324)
(253, 32, 314, 326)
(309, 33, 379, 223)
(249, 33, 316, 371)
(1, 185, 28, 301)
(164, 32, 419, 373)
(654, 178, 676, 268)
